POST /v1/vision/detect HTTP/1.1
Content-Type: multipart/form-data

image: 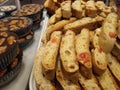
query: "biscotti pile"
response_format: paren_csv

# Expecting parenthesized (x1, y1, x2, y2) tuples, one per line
(34, 0, 120, 90)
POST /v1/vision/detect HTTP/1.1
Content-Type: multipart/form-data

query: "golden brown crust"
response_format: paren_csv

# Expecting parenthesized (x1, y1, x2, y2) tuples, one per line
(72, 0, 83, 19)
(44, 0, 58, 15)
(78, 73, 101, 90)
(56, 58, 81, 90)
(99, 13, 118, 53)
(91, 29, 107, 75)
(60, 30, 79, 73)
(33, 46, 56, 90)
(61, 1, 72, 18)
(85, 0, 97, 17)
(42, 17, 76, 43)
(75, 29, 92, 79)
(42, 31, 62, 80)
(108, 54, 120, 83)
(64, 16, 104, 34)
(96, 68, 119, 90)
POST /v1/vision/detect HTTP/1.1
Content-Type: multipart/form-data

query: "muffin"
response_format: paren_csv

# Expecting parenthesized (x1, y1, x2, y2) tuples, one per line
(12, 4, 42, 30)
(0, 49, 23, 87)
(0, 5, 17, 16)
(18, 31, 34, 49)
(0, 31, 18, 71)
(0, 17, 33, 37)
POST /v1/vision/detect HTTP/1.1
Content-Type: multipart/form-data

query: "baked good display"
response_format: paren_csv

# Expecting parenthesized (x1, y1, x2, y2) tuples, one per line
(12, 4, 42, 30)
(33, 0, 120, 90)
(0, 48, 23, 87)
(0, 5, 16, 16)
(0, 31, 18, 71)
(18, 31, 34, 49)
(0, 17, 33, 37)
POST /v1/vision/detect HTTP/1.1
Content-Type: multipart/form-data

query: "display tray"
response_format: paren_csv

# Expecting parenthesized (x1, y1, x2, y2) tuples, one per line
(29, 9, 49, 90)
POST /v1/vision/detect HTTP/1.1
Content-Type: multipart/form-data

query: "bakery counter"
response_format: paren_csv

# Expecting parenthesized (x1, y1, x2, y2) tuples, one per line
(0, 27, 42, 90)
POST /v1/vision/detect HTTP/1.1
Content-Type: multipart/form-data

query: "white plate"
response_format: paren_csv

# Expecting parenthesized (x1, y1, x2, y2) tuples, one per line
(29, 9, 49, 90)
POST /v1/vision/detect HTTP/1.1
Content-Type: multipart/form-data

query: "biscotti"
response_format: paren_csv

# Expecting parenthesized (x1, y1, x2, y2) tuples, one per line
(111, 41, 120, 62)
(34, 46, 56, 90)
(43, 17, 76, 43)
(108, 54, 120, 83)
(91, 29, 107, 75)
(42, 31, 62, 80)
(78, 73, 101, 90)
(44, 0, 58, 15)
(72, 0, 82, 18)
(48, 14, 57, 25)
(61, 1, 72, 18)
(64, 16, 104, 34)
(48, 8, 62, 25)
(60, 30, 79, 73)
(92, 48, 107, 75)
(85, 0, 97, 17)
(117, 20, 120, 39)
(95, 1, 111, 14)
(75, 29, 92, 79)
(97, 68, 119, 90)
(56, 58, 81, 90)
(55, 8, 62, 21)
(99, 13, 118, 53)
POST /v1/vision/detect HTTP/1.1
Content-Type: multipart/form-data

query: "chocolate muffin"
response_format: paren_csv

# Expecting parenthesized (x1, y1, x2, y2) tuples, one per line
(0, 31, 18, 71)
(0, 49, 23, 87)
(0, 17, 33, 37)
